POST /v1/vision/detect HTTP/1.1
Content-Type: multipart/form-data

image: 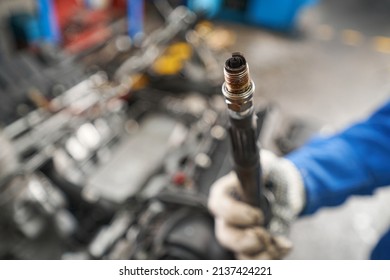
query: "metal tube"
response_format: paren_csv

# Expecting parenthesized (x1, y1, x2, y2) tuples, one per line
(222, 52, 271, 225)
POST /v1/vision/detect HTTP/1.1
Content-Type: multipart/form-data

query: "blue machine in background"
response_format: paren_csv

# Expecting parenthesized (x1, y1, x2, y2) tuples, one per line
(36, 0, 60, 43)
(128, 0, 144, 41)
(187, 0, 318, 31)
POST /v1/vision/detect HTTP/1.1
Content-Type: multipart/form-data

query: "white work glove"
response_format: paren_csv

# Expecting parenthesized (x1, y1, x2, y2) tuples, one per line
(208, 150, 306, 259)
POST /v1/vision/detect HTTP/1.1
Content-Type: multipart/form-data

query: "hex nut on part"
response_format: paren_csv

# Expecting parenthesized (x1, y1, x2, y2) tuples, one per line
(226, 99, 253, 112)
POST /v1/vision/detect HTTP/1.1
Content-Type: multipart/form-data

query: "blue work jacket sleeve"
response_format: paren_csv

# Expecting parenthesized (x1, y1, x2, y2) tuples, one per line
(286, 100, 390, 215)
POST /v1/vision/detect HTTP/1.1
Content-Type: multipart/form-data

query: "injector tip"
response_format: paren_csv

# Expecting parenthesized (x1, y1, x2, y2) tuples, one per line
(228, 57, 243, 68)
(223, 52, 250, 94)
(225, 52, 247, 72)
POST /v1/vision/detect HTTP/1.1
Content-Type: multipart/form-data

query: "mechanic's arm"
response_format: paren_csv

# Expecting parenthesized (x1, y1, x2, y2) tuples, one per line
(289, 100, 390, 214)
(209, 100, 390, 259)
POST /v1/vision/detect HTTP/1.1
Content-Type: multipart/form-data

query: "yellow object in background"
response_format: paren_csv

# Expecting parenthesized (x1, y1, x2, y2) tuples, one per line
(152, 42, 193, 75)
(166, 42, 193, 60)
(195, 21, 236, 50)
(196, 21, 214, 37)
(130, 74, 149, 91)
(373, 36, 390, 54)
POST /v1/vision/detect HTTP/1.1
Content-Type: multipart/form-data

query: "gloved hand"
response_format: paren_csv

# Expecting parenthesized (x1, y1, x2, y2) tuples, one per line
(208, 150, 306, 259)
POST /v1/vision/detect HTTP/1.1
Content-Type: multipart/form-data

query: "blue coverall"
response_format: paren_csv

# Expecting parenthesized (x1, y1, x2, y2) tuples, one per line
(286, 100, 390, 259)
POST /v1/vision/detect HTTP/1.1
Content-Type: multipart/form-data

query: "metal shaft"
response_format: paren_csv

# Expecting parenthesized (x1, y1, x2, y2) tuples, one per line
(222, 52, 270, 225)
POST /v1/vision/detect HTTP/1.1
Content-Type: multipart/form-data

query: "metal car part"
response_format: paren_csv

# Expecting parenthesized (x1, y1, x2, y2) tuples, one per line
(86, 114, 187, 204)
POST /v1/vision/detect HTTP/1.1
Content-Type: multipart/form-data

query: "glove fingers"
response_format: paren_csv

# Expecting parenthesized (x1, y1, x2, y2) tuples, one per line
(234, 230, 292, 260)
(208, 175, 264, 226)
(236, 252, 272, 260)
(273, 235, 293, 257)
(209, 173, 263, 226)
(215, 219, 265, 254)
(235, 244, 290, 260)
(210, 172, 242, 195)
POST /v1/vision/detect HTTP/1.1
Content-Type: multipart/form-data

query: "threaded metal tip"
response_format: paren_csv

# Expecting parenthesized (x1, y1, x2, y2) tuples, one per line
(224, 52, 251, 94)
(222, 52, 254, 114)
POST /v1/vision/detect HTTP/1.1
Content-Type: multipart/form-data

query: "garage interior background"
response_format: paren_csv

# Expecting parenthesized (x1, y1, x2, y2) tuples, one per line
(1, 0, 390, 259)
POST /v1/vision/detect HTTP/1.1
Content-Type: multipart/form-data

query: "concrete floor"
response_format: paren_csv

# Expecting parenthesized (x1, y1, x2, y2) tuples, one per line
(226, 0, 390, 259)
